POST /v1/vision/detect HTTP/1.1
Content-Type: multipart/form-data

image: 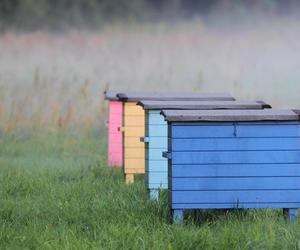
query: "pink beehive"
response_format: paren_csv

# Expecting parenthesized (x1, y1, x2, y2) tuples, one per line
(105, 91, 123, 167)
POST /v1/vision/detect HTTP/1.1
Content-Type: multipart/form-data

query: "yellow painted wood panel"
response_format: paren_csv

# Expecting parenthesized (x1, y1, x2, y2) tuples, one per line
(125, 138, 144, 148)
(123, 101, 145, 175)
(124, 127, 144, 137)
(124, 102, 144, 115)
(124, 115, 145, 126)
(124, 158, 145, 174)
(125, 148, 145, 158)
(125, 168, 145, 174)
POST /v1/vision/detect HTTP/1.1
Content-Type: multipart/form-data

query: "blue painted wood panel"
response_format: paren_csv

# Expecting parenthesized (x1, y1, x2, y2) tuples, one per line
(172, 138, 300, 151)
(147, 111, 166, 125)
(171, 177, 300, 190)
(172, 124, 299, 138)
(148, 137, 168, 149)
(168, 121, 300, 211)
(171, 151, 300, 164)
(172, 203, 300, 209)
(172, 121, 300, 126)
(172, 164, 300, 177)
(145, 110, 169, 192)
(147, 149, 168, 160)
(147, 160, 167, 172)
(171, 190, 300, 204)
(146, 171, 168, 185)
(148, 125, 168, 137)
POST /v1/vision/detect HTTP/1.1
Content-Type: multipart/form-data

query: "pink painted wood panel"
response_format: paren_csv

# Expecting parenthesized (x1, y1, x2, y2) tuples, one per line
(106, 100, 123, 167)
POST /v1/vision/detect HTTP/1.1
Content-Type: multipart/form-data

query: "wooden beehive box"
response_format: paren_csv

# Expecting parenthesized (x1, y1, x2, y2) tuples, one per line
(138, 100, 271, 200)
(104, 91, 123, 167)
(162, 109, 300, 224)
(117, 92, 235, 184)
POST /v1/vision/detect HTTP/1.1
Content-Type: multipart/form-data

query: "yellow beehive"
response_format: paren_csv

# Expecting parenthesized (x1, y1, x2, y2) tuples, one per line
(123, 102, 145, 183)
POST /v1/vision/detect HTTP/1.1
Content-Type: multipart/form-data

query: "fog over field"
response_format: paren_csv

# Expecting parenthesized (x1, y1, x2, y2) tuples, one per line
(1, 17, 300, 132)
(2, 4, 300, 248)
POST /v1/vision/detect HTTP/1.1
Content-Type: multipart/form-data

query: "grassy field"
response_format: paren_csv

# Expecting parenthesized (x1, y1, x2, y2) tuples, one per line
(1, 18, 300, 249)
(0, 131, 300, 249)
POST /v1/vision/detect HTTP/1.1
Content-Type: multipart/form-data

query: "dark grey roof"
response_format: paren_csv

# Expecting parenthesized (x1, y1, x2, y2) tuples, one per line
(117, 92, 235, 102)
(161, 109, 300, 122)
(137, 100, 271, 110)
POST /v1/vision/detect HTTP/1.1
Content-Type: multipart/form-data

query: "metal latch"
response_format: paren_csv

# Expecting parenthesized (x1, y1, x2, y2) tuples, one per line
(118, 127, 125, 132)
(162, 151, 172, 159)
(140, 137, 149, 143)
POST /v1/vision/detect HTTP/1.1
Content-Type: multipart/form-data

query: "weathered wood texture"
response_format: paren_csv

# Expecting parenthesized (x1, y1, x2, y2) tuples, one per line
(165, 120, 300, 223)
(106, 100, 123, 167)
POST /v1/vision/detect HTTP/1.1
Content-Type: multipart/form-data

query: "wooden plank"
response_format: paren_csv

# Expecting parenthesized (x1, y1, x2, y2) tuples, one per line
(125, 148, 145, 158)
(118, 92, 235, 102)
(171, 177, 300, 190)
(147, 171, 168, 185)
(171, 124, 299, 138)
(171, 151, 300, 164)
(172, 138, 300, 151)
(171, 190, 300, 204)
(148, 148, 168, 160)
(139, 100, 270, 110)
(124, 168, 145, 174)
(172, 164, 300, 177)
(124, 102, 144, 115)
(172, 203, 300, 209)
(147, 112, 166, 125)
(149, 125, 168, 137)
(124, 116, 145, 126)
(147, 137, 168, 149)
(123, 127, 145, 137)
(147, 160, 167, 172)
(125, 138, 144, 148)
(110, 136, 122, 143)
(109, 113, 123, 121)
(162, 109, 299, 122)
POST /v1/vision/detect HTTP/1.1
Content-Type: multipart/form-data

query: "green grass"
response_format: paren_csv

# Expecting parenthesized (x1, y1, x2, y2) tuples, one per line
(1, 131, 300, 249)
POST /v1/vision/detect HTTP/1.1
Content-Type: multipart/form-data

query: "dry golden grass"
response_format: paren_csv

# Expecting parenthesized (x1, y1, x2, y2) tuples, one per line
(1, 18, 300, 133)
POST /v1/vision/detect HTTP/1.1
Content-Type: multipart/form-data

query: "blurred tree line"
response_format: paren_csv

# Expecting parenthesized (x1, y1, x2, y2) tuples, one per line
(0, 0, 299, 31)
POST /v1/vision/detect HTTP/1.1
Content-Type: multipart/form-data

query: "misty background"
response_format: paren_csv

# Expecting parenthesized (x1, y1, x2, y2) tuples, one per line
(1, 0, 300, 134)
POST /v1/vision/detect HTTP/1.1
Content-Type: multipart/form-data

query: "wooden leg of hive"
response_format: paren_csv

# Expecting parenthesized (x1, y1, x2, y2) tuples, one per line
(283, 208, 298, 221)
(173, 209, 183, 224)
(125, 174, 134, 184)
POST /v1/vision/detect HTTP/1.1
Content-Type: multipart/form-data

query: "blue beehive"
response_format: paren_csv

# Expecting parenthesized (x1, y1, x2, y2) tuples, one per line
(162, 109, 300, 224)
(138, 100, 271, 201)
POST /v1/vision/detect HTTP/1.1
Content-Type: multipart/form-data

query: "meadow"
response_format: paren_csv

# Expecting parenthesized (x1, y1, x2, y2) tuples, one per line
(1, 18, 300, 249)
(1, 131, 300, 249)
